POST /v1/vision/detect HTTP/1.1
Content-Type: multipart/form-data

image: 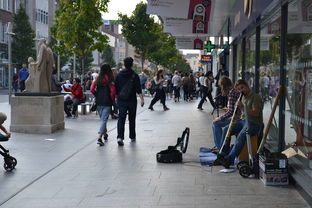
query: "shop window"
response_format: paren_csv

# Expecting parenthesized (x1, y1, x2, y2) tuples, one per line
(259, 11, 281, 152)
(246, 34, 256, 90)
(286, 0, 312, 168)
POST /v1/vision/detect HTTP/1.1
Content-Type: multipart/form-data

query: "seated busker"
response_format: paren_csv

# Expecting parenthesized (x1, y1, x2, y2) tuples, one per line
(214, 79, 263, 168)
(212, 77, 241, 152)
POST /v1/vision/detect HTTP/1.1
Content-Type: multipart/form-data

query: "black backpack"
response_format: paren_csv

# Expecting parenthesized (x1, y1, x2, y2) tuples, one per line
(118, 73, 135, 100)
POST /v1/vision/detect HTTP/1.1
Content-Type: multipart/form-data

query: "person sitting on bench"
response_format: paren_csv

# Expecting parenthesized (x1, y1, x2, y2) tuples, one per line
(215, 79, 263, 168)
(63, 78, 84, 118)
(212, 77, 241, 151)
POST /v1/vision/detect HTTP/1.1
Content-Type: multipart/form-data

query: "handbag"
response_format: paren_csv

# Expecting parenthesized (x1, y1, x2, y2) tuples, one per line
(90, 102, 97, 112)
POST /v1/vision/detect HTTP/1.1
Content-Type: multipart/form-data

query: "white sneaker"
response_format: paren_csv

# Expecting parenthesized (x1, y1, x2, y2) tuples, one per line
(117, 138, 124, 146)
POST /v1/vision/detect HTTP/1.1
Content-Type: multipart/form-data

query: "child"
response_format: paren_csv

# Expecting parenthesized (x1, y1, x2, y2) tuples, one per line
(0, 112, 11, 140)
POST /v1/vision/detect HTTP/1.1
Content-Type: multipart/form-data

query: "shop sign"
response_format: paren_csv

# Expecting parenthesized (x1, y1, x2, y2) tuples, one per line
(175, 36, 205, 49)
(200, 55, 213, 63)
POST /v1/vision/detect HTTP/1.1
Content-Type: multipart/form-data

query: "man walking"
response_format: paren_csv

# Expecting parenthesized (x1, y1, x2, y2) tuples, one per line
(18, 63, 29, 92)
(115, 57, 144, 146)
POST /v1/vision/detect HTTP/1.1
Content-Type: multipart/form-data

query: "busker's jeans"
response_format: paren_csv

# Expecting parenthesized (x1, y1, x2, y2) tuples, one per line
(117, 100, 137, 140)
(221, 120, 261, 163)
(97, 105, 111, 134)
(212, 118, 231, 150)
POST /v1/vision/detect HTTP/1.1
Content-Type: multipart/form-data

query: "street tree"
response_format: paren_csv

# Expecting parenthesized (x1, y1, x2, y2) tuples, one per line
(147, 24, 178, 70)
(119, 2, 159, 71)
(52, 0, 109, 79)
(12, 4, 36, 68)
(101, 46, 116, 67)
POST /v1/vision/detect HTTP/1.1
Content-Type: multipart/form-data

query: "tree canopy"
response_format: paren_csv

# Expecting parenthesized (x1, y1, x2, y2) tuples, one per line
(12, 4, 36, 68)
(119, 2, 191, 73)
(101, 46, 116, 67)
(52, 0, 109, 75)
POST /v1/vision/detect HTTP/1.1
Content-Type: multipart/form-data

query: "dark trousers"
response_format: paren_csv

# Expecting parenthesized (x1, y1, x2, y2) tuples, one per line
(117, 101, 137, 140)
(149, 89, 166, 107)
(19, 80, 25, 92)
(173, 86, 180, 100)
(198, 89, 215, 109)
(64, 98, 80, 116)
(183, 85, 189, 101)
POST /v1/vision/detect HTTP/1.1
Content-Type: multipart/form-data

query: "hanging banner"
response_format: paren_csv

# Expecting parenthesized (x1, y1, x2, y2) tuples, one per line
(175, 36, 205, 50)
(146, 0, 190, 18)
(164, 18, 193, 34)
(200, 55, 213, 63)
(147, 0, 211, 34)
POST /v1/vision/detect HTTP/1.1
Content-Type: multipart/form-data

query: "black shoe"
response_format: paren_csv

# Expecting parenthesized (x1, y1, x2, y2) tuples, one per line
(148, 106, 154, 111)
(215, 154, 231, 168)
(130, 138, 136, 142)
(197, 107, 203, 110)
(117, 138, 124, 146)
(66, 114, 72, 118)
(163, 106, 170, 111)
(103, 134, 108, 141)
(97, 138, 104, 146)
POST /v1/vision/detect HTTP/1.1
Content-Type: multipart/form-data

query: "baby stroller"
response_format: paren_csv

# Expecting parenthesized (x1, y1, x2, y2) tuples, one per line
(0, 136, 17, 171)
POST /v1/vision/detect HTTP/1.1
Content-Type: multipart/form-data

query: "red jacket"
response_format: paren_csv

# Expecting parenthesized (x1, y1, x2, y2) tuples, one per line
(64, 83, 84, 102)
(90, 75, 116, 102)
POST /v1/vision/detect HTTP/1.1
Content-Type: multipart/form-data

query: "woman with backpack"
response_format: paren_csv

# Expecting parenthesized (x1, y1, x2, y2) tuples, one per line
(90, 64, 116, 146)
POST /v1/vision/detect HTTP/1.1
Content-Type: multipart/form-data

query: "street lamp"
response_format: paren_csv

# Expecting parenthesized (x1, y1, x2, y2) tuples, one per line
(6, 22, 15, 104)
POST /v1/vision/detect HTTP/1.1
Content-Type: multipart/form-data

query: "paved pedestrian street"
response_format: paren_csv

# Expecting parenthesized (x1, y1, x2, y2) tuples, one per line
(0, 95, 309, 207)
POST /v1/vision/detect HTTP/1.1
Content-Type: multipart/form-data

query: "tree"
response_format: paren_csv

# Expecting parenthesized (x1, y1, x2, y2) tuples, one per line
(70, 51, 94, 75)
(52, 0, 109, 79)
(101, 46, 116, 67)
(119, 2, 159, 71)
(12, 4, 36, 68)
(147, 24, 178, 69)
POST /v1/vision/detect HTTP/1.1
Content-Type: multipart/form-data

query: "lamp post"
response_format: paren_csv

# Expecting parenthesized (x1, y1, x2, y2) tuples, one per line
(6, 22, 15, 104)
(73, 53, 76, 78)
(57, 40, 60, 80)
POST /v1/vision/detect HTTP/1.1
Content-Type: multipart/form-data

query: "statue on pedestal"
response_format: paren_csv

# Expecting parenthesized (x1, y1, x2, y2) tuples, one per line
(24, 39, 55, 93)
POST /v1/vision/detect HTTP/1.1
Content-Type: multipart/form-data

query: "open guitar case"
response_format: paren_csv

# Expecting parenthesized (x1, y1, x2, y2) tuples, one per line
(156, 127, 190, 163)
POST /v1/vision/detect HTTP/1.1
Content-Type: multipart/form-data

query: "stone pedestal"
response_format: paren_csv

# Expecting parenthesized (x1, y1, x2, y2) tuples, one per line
(10, 95, 65, 134)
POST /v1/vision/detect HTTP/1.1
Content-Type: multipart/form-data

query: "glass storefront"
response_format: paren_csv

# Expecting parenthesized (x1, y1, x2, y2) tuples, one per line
(246, 33, 256, 90)
(259, 11, 281, 152)
(286, 0, 312, 169)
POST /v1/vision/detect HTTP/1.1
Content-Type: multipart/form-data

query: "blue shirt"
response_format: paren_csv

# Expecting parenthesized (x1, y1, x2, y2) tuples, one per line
(19, 68, 29, 81)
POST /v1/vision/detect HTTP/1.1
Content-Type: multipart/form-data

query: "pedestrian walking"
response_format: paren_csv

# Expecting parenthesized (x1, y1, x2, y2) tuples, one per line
(148, 70, 170, 111)
(171, 71, 182, 102)
(90, 64, 116, 146)
(115, 57, 144, 146)
(197, 71, 215, 110)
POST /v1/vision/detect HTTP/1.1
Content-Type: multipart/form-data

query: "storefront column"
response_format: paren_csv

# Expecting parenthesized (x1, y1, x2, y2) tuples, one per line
(255, 26, 260, 93)
(242, 38, 246, 80)
(279, 3, 288, 152)
(232, 44, 237, 82)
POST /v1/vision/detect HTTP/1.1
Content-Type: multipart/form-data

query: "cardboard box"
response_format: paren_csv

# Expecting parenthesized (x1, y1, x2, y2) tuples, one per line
(259, 152, 288, 174)
(259, 169, 289, 186)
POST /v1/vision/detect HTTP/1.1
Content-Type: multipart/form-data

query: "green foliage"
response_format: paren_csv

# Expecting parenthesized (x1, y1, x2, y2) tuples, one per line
(52, 0, 109, 74)
(101, 46, 116, 67)
(12, 4, 36, 68)
(70, 51, 94, 75)
(116, 62, 123, 70)
(49, 36, 70, 68)
(119, 2, 159, 70)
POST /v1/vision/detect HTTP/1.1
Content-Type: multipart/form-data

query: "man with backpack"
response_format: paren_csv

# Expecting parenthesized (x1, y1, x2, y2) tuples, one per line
(115, 57, 144, 146)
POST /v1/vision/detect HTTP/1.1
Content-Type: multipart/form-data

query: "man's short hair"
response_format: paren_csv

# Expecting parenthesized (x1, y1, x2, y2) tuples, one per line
(124, 57, 133, 68)
(0, 112, 7, 121)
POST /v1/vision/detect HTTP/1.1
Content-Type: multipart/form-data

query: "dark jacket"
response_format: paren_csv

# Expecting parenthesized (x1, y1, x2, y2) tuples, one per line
(115, 68, 142, 102)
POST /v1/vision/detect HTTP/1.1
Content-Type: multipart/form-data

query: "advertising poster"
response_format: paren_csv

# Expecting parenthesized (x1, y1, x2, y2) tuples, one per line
(175, 36, 205, 49)
(146, 0, 190, 18)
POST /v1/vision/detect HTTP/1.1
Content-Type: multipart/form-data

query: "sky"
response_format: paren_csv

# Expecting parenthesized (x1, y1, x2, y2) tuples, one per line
(102, 0, 147, 20)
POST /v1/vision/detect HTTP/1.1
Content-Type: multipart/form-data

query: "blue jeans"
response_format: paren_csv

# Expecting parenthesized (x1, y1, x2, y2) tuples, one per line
(222, 120, 261, 162)
(212, 118, 231, 150)
(97, 105, 111, 134)
(117, 100, 137, 140)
